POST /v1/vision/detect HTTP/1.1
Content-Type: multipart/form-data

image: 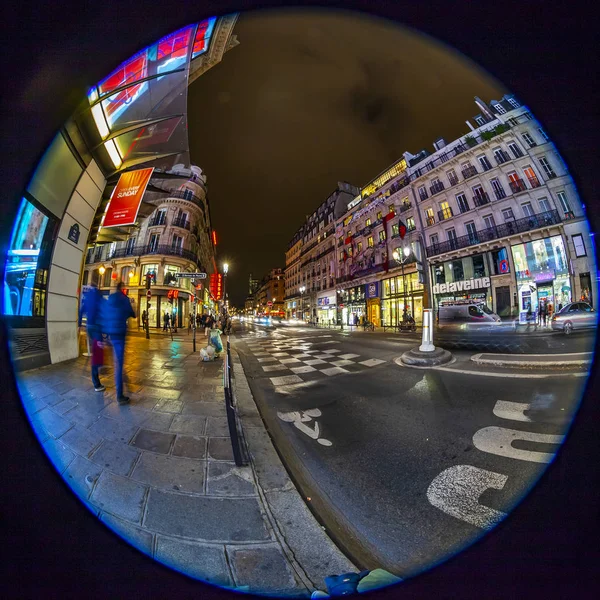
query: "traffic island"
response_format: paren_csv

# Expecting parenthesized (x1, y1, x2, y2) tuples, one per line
(400, 346, 453, 367)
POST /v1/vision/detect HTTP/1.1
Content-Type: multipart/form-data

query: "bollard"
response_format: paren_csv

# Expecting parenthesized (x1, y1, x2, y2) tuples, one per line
(419, 309, 435, 352)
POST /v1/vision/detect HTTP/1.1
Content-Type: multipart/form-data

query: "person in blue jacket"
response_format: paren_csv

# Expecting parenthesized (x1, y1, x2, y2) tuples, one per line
(102, 281, 136, 404)
(79, 276, 105, 392)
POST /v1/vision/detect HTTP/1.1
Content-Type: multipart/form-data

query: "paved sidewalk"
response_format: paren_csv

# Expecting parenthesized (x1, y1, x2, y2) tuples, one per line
(16, 332, 355, 596)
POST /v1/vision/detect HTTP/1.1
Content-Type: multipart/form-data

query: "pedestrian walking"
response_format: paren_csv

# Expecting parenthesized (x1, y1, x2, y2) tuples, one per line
(79, 276, 106, 392)
(141, 310, 148, 332)
(541, 301, 548, 327)
(103, 281, 136, 405)
(163, 312, 170, 332)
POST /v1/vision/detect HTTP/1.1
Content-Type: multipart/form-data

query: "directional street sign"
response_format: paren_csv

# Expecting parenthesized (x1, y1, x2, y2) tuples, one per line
(175, 272, 207, 279)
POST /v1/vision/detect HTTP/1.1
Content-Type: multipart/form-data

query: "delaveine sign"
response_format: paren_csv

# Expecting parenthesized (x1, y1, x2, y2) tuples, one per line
(433, 276, 490, 294)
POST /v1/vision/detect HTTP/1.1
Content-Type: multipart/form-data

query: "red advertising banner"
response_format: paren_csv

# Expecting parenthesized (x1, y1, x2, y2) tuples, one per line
(103, 167, 154, 228)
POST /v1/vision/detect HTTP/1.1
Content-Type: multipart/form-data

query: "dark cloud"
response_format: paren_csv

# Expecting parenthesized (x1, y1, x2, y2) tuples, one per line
(187, 8, 504, 305)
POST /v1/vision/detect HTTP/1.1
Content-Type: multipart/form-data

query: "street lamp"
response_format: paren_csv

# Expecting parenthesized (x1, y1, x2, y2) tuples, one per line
(222, 263, 229, 316)
(392, 247, 412, 324)
(299, 286, 306, 322)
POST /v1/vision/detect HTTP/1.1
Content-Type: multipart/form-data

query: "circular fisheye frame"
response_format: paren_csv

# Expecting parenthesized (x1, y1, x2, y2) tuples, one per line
(4, 7, 596, 597)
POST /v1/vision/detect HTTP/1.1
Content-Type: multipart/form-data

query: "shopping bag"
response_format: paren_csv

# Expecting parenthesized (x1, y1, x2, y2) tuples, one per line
(91, 339, 104, 366)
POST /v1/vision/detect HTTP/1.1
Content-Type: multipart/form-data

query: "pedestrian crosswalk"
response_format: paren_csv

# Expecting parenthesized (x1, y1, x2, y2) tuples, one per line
(243, 334, 386, 388)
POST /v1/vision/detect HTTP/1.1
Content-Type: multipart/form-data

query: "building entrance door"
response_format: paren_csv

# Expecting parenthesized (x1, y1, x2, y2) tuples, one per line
(495, 286, 511, 317)
(367, 299, 381, 327)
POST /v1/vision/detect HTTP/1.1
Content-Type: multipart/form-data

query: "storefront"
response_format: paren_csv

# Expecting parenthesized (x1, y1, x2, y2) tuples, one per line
(430, 253, 493, 316)
(511, 234, 571, 323)
(365, 281, 382, 327)
(137, 288, 193, 329)
(317, 291, 337, 325)
(340, 284, 366, 325)
(382, 272, 424, 325)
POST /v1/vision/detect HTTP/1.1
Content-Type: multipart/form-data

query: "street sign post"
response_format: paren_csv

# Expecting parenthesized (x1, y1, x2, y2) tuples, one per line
(175, 273, 207, 279)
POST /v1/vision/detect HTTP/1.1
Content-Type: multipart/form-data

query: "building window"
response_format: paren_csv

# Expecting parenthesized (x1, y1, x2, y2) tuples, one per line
(521, 202, 535, 217)
(493, 147, 510, 165)
(430, 233, 439, 246)
(507, 97, 520, 109)
(502, 208, 515, 221)
(142, 264, 158, 278)
(340, 252, 344, 261)
(538, 156, 557, 179)
(477, 154, 493, 171)
(523, 166, 541, 188)
(418, 185, 428, 201)
(474, 116, 485, 127)
(538, 197, 551, 213)
(522, 132, 537, 148)
(451, 260, 464, 280)
(439, 201, 453, 220)
(447, 228, 458, 248)
(171, 234, 183, 251)
(556, 191, 573, 216)
(447, 170, 458, 186)
(406, 216, 415, 231)
(483, 215, 496, 230)
(472, 254, 486, 277)
(425, 208, 435, 227)
(494, 103, 507, 114)
(466, 221, 478, 243)
(126, 236, 136, 254)
(357, 241, 363, 253)
(366, 218, 371, 227)
(538, 128, 549, 141)
(367, 236, 374, 248)
(572, 234, 586, 257)
(377, 211, 382, 220)
(456, 193, 470, 214)
(490, 178, 506, 200)
(149, 233, 160, 252)
(378, 230, 386, 242)
(392, 223, 399, 236)
(389, 205, 395, 214)
(507, 142, 524, 159)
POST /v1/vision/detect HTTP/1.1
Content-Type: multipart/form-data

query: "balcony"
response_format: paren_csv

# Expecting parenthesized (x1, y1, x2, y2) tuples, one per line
(479, 159, 493, 172)
(430, 181, 445, 195)
(493, 187, 507, 200)
(509, 179, 528, 194)
(509, 146, 524, 158)
(473, 192, 490, 207)
(149, 215, 167, 227)
(107, 244, 199, 263)
(448, 175, 459, 187)
(425, 209, 562, 257)
(426, 216, 435, 227)
(172, 217, 191, 230)
(399, 202, 412, 213)
(437, 208, 454, 221)
(461, 166, 478, 180)
(418, 190, 428, 202)
(494, 150, 511, 165)
(527, 176, 541, 188)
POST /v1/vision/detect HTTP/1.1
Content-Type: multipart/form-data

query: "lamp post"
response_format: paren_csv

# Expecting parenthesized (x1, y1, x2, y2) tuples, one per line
(98, 265, 106, 288)
(299, 286, 306, 322)
(392, 247, 412, 324)
(223, 263, 229, 317)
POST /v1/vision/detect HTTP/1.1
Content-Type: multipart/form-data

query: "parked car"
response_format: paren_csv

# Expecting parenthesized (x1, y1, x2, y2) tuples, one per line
(551, 302, 598, 334)
(437, 302, 501, 331)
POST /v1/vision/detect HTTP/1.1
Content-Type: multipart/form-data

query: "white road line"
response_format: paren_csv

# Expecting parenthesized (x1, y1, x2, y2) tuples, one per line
(314, 354, 334, 359)
(493, 400, 532, 422)
(274, 381, 318, 395)
(330, 359, 355, 367)
(262, 365, 290, 372)
(290, 365, 317, 374)
(291, 353, 313, 359)
(359, 359, 386, 367)
(271, 352, 290, 357)
(427, 465, 508, 530)
(320, 366, 350, 376)
(304, 359, 327, 366)
(257, 357, 278, 363)
(338, 354, 360, 359)
(280, 358, 302, 364)
(322, 349, 341, 354)
(431, 366, 589, 378)
(473, 426, 564, 463)
(270, 374, 304, 386)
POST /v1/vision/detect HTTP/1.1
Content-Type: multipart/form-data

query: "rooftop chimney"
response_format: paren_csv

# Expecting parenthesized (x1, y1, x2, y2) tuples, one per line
(474, 96, 495, 122)
(465, 120, 475, 131)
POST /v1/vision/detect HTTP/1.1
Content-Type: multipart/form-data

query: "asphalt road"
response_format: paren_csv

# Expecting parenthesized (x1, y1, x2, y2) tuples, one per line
(233, 320, 593, 578)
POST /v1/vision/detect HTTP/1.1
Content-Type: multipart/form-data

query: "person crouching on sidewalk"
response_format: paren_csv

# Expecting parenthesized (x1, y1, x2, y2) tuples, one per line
(102, 281, 135, 405)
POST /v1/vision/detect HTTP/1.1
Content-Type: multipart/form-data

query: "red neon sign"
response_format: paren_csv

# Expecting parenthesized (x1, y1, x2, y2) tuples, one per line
(209, 273, 223, 300)
(211, 230, 217, 246)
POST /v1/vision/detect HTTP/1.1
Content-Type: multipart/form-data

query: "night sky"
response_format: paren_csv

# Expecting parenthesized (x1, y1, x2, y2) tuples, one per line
(187, 8, 505, 306)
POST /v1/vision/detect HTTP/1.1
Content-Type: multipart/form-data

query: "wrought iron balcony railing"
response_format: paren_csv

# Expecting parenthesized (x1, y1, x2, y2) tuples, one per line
(149, 215, 167, 227)
(509, 179, 528, 194)
(493, 187, 507, 200)
(494, 150, 511, 165)
(461, 166, 479, 179)
(437, 208, 454, 221)
(425, 209, 561, 257)
(527, 176, 541, 188)
(172, 217, 191, 230)
(473, 192, 491, 207)
(430, 181, 445, 195)
(107, 244, 199, 263)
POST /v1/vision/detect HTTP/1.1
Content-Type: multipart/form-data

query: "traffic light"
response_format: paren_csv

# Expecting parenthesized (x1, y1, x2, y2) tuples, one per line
(146, 272, 155, 289)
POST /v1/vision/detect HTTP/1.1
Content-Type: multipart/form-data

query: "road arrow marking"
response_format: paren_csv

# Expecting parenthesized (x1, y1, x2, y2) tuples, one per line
(427, 465, 508, 530)
(493, 400, 532, 422)
(473, 426, 564, 463)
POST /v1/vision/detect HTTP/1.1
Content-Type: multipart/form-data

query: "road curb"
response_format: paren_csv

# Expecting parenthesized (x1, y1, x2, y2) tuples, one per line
(229, 345, 357, 591)
(470, 352, 593, 368)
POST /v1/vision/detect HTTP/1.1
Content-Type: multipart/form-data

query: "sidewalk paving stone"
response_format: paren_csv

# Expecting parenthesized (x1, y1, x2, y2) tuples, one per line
(140, 386, 182, 400)
(43, 437, 76, 474)
(63, 404, 103, 428)
(143, 412, 175, 432)
(100, 402, 151, 425)
(170, 414, 207, 435)
(155, 537, 233, 586)
(100, 512, 154, 557)
(206, 416, 230, 437)
(89, 416, 139, 444)
(131, 453, 205, 494)
(153, 399, 183, 413)
(64, 455, 103, 500)
(131, 429, 175, 454)
(61, 424, 104, 457)
(144, 490, 271, 541)
(180, 401, 225, 418)
(21, 393, 48, 415)
(172, 435, 207, 459)
(91, 470, 148, 523)
(226, 545, 301, 594)
(207, 437, 235, 461)
(131, 396, 160, 410)
(90, 439, 141, 477)
(29, 407, 73, 442)
(207, 462, 256, 497)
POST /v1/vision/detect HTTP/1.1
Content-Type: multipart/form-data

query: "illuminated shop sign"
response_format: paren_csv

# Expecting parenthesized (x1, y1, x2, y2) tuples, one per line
(433, 277, 491, 294)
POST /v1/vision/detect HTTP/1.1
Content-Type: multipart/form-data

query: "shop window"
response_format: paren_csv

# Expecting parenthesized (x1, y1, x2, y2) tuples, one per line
(434, 264, 445, 284)
(451, 260, 464, 281)
(572, 234, 586, 257)
(491, 248, 510, 275)
(472, 254, 486, 278)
